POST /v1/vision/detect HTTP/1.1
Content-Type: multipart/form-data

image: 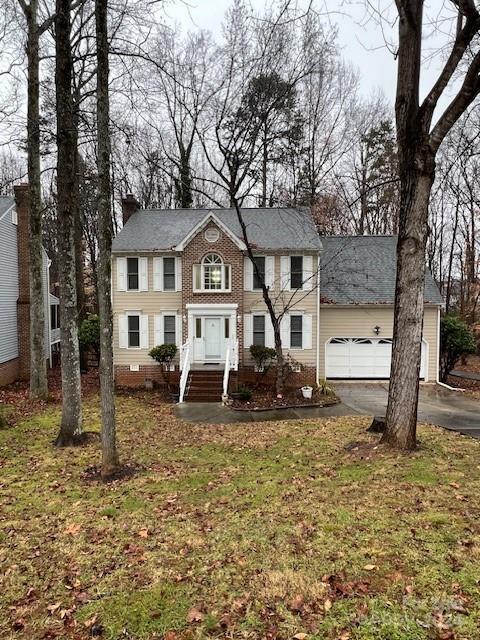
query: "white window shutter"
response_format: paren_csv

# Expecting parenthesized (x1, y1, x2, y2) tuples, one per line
(280, 314, 290, 349)
(303, 255, 313, 290)
(154, 314, 163, 345)
(153, 258, 163, 291)
(265, 314, 275, 348)
(139, 257, 148, 291)
(280, 256, 290, 291)
(244, 258, 253, 291)
(175, 257, 182, 291)
(117, 257, 127, 292)
(244, 314, 253, 348)
(265, 256, 275, 290)
(175, 313, 182, 346)
(303, 314, 312, 349)
(140, 314, 149, 348)
(119, 314, 128, 348)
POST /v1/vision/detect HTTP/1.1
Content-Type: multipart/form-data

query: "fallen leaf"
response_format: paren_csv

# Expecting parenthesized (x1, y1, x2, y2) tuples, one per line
(186, 607, 204, 623)
(64, 523, 81, 536)
(363, 564, 377, 571)
(164, 632, 178, 640)
(324, 598, 332, 611)
(138, 528, 149, 538)
(47, 603, 61, 614)
(293, 634, 308, 640)
(289, 594, 304, 612)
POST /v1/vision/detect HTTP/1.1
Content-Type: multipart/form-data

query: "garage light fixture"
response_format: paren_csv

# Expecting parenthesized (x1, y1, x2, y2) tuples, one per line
(373, 325, 381, 335)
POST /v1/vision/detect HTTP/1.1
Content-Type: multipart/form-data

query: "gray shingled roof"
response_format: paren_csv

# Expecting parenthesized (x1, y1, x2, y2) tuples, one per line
(320, 235, 444, 305)
(112, 207, 321, 252)
(0, 196, 14, 220)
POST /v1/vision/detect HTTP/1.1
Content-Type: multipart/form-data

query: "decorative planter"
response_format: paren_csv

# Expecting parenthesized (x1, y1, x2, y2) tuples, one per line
(230, 392, 243, 401)
(144, 377, 154, 391)
(301, 385, 313, 400)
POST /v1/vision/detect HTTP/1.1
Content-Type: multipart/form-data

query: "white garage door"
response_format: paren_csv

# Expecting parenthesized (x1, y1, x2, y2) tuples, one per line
(326, 337, 427, 379)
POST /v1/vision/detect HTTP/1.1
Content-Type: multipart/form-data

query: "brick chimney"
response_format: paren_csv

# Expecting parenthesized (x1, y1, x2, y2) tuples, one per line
(14, 183, 31, 380)
(122, 193, 139, 226)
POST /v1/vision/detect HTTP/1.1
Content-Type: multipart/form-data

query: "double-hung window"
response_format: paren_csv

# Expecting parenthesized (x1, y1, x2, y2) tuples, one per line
(290, 314, 303, 348)
(163, 257, 176, 291)
(127, 257, 139, 291)
(253, 315, 265, 346)
(163, 315, 176, 345)
(128, 314, 140, 347)
(290, 256, 303, 290)
(253, 257, 266, 290)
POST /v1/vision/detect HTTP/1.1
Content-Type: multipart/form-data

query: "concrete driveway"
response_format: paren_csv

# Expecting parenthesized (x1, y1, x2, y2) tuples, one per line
(332, 383, 480, 437)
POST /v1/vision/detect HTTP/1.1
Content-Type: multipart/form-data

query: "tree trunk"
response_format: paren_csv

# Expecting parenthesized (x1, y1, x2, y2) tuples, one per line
(96, 0, 119, 477)
(54, 0, 83, 447)
(382, 168, 434, 450)
(274, 324, 285, 396)
(26, 2, 48, 399)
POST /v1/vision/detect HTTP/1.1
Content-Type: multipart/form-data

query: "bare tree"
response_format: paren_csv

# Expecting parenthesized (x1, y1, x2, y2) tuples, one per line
(16, 0, 54, 398)
(54, 0, 83, 446)
(383, 0, 480, 450)
(96, 0, 119, 477)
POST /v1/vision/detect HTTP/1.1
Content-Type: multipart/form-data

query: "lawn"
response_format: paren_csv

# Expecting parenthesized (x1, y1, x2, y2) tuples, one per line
(1, 394, 480, 640)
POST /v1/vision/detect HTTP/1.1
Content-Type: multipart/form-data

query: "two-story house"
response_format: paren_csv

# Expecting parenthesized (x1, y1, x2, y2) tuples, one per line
(111, 196, 443, 401)
(0, 186, 60, 387)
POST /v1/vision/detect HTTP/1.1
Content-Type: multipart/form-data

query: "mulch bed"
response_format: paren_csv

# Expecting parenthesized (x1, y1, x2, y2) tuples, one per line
(231, 387, 339, 411)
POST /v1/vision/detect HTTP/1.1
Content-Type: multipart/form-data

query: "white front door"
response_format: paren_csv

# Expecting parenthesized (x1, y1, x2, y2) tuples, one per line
(204, 317, 222, 359)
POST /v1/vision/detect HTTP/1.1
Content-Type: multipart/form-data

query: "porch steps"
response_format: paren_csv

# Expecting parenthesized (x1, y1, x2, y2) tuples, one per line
(185, 370, 224, 402)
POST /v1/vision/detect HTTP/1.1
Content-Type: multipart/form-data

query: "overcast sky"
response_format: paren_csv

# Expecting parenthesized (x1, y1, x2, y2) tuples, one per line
(164, 0, 458, 113)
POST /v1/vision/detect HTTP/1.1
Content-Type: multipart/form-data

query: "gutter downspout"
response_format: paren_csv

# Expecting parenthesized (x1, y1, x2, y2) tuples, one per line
(316, 251, 321, 385)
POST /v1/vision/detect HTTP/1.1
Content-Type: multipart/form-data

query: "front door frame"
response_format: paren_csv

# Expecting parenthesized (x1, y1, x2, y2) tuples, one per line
(186, 303, 238, 364)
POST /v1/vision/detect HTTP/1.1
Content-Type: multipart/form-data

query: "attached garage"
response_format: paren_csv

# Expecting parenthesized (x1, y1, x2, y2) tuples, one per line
(319, 236, 444, 383)
(325, 337, 427, 379)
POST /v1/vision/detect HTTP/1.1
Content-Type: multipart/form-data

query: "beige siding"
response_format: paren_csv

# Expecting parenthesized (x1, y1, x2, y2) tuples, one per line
(112, 255, 182, 366)
(319, 305, 439, 382)
(243, 254, 319, 366)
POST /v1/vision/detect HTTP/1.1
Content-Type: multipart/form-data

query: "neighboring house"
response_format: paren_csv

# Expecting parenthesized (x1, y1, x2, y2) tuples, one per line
(0, 186, 60, 387)
(111, 196, 444, 401)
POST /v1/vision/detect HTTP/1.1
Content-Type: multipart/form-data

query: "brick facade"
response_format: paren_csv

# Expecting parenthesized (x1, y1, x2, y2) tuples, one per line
(0, 358, 20, 386)
(115, 364, 180, 388)
(14, 184, 31, 381)
(181, 221, 244, 366)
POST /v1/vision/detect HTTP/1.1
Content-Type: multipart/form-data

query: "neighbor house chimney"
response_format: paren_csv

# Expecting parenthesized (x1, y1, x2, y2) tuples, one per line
(14, 183, 31, 380)
(122, 193, 139, 226)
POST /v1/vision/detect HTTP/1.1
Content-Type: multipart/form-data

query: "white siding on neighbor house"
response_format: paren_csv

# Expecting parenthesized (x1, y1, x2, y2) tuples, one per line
(0, 208, 19, 364)
(42, 249, 51, 358)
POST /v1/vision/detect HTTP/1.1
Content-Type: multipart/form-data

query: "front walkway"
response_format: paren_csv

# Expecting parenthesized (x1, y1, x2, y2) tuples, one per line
(174, 402, 347, 424)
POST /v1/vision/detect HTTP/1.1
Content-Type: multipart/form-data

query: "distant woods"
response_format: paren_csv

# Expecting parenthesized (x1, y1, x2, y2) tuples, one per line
(0, 0, 477, 325)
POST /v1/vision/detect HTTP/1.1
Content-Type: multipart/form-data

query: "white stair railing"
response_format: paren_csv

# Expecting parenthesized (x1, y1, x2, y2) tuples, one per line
(223, 343, 231, 397)
(231, 338, 239, 371)
(178, 341, 191, 403)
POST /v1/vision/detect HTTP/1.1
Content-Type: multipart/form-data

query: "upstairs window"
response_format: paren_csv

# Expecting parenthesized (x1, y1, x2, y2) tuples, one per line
(253, 257, 266, 290)
(127, 257, 139, 291)
(163, 257, 176, 291)
(290, 256, 303, 290)
(194, 253, 231, 292)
